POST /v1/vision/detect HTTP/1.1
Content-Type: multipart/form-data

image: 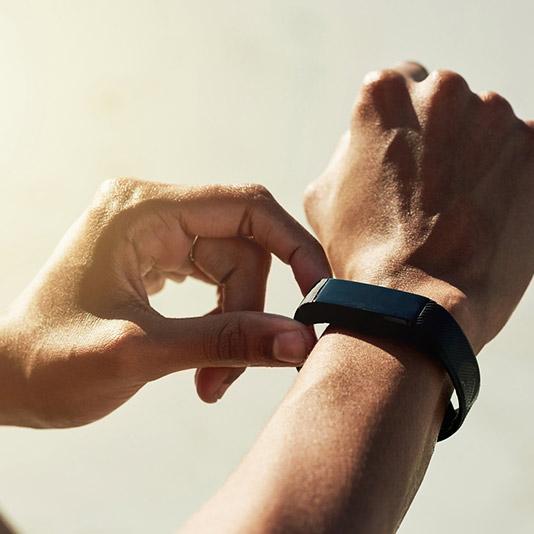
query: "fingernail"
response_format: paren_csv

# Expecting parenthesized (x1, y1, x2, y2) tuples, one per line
(273, 330, 310, 364)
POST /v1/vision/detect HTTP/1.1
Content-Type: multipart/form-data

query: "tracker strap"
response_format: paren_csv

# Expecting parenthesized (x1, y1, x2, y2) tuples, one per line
(294, 278, 480, 441)
(415, 302, 480, 440)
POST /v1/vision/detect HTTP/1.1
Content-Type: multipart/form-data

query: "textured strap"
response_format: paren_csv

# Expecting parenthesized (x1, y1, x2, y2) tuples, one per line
(415, 302, 480, 441)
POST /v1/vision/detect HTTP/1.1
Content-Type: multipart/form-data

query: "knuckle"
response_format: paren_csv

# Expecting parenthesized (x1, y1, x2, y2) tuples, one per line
(93, 177, 140, 208)
(479, 91, 514, 114)
(363, 68, 405, 87)
(241, 183, 274, 203)
(427, 69, 469, 95)
(351, 98, 370, 123)
(213, 315, 248, 363)
(98, 177, 134, 197)
(354, 69, 408, 123)
(361, 69, 406, 97)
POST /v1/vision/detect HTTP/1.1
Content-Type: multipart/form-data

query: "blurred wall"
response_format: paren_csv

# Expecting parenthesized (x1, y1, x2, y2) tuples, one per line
(0, 1, 533, 532)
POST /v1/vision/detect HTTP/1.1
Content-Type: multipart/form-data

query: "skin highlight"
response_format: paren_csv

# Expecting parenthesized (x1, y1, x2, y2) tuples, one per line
(0, 180, 330, 428)
(1, 59, 533, 533)
(182, 61, 534, 533)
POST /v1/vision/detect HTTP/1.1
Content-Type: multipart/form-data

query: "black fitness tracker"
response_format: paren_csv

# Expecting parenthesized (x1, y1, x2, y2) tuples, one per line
(294, 278, 480, 441)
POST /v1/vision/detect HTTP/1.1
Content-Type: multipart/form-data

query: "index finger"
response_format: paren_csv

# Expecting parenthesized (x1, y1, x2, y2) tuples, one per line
(175, 184, 331, 293)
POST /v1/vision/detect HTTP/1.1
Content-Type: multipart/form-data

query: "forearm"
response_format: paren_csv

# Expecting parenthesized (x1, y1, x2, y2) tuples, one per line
(182, 329, 451, 533)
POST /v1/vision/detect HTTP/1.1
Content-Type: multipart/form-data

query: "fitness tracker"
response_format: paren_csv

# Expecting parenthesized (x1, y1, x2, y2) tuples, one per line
(294, 278, 480, 441)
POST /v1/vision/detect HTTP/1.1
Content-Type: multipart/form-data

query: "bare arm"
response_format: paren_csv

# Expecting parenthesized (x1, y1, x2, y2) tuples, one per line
(183, 328, 450, 533)
(183, 62, 534, 533)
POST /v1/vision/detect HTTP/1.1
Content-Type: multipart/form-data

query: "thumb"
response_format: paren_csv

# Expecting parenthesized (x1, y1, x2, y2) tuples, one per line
(133, 311, 316, 380)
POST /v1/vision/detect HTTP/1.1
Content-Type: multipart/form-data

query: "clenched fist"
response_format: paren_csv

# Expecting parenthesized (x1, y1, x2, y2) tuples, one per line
(305, 62, 534, 352)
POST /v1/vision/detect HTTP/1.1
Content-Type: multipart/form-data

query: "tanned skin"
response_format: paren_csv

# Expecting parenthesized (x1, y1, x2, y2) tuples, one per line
(0, 181, 330, 428)
(1, 60, 533, 533)
(181, 62, 534, 533)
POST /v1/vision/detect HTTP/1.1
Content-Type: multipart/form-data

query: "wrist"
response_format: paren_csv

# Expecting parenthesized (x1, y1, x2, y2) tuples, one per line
(335, 261, 484, 352)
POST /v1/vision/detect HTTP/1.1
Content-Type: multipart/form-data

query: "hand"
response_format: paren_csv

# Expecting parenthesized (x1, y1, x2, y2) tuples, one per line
(304, 61, 534, 351)
(0, 178, 330, 427)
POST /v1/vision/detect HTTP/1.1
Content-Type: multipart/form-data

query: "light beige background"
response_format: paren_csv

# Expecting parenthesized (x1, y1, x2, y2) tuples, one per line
(0, 1, 533, 532)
